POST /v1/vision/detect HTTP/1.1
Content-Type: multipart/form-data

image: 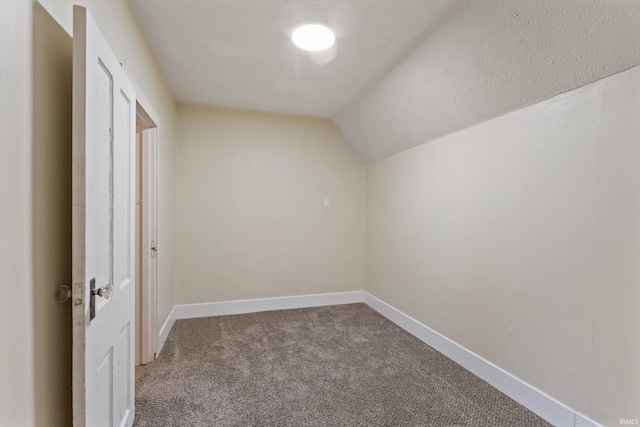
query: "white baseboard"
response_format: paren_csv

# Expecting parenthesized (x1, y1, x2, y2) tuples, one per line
(175, 290, 365, 320)
(363, 292, 602, 427)
(574, 413, 605, 427)
(155, 290, 602, 427)
(157, 305, 176, 356)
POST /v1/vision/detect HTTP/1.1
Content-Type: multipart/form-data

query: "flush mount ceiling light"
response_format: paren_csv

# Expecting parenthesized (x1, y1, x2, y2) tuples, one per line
(292, 22, 335, 52)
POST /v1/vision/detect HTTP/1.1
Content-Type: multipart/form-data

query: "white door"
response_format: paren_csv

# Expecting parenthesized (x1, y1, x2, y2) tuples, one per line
(140, 128, 158, 363)
(72, 5, 136, 427)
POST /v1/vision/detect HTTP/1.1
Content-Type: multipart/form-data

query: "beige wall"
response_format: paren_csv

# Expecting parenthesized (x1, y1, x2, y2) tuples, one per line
(365, 66, 640, 426)
(1, 2, 37, 425)
(176, 105, 364, 304)
(0, 1, 177, 426)
(1, 2, 636, 426)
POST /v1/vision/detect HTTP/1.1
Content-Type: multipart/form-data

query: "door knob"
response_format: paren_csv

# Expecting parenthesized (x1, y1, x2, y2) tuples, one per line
(92, 283, 113, 300)
(57, 285, 72, 303)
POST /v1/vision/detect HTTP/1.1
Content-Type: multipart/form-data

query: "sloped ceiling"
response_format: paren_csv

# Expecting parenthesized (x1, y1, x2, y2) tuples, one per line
(132, 1, 640, 164)
(130, 0, 453, 118)
(333, 0, 640, 163)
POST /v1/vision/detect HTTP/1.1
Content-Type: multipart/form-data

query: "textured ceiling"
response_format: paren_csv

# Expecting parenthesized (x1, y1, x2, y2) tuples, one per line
(133, 0, 640, 163)
(131, 0, 453, 117)
(333, 0, 640, 163)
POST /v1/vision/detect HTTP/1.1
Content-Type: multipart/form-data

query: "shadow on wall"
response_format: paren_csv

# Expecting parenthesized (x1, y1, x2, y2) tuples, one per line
(32, 3, 73, 426)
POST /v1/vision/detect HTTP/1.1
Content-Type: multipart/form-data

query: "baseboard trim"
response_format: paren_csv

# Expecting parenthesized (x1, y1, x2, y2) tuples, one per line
(175, 291, 365, 320)
(574, 413, 605, 427)
(363, 292, 602, 427)
(156, 290, 602, 427)
(157, 305, 176, 356)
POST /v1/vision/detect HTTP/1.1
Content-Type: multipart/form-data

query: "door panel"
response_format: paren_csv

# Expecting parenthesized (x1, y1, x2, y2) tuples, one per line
(96, 350, 112, 427)
(114, 90, 132, 292)
(73, 6, 136, 427)
(117, 322, 132, 424)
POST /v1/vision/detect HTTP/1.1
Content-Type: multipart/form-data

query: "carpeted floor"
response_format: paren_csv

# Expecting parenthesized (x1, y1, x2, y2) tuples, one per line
(134, 303, 551, 426)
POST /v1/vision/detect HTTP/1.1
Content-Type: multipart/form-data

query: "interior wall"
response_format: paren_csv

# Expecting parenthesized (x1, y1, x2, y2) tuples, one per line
(176, 105, 364, 304)
(0, 1, 178, 426)
(0, 2, 37, 425)
(365, 66, 640, 426)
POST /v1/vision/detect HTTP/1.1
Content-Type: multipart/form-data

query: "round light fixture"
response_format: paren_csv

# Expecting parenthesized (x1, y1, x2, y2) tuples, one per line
(292, 22, 335, 52)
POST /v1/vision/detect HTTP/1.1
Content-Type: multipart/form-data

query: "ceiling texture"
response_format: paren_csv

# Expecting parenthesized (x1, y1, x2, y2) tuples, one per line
(131, 0, 453, 118)
(132, 0, 640, 163)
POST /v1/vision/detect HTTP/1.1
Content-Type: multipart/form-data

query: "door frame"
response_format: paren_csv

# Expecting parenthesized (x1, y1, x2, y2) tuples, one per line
(132, 89, 159, 365)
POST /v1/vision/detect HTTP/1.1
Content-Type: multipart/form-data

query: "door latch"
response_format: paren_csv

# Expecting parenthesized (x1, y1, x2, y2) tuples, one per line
(89, 279, 114, 321)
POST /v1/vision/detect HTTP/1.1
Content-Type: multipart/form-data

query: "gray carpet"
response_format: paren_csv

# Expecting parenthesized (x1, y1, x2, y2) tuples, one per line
(134, 303, 551, 426)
